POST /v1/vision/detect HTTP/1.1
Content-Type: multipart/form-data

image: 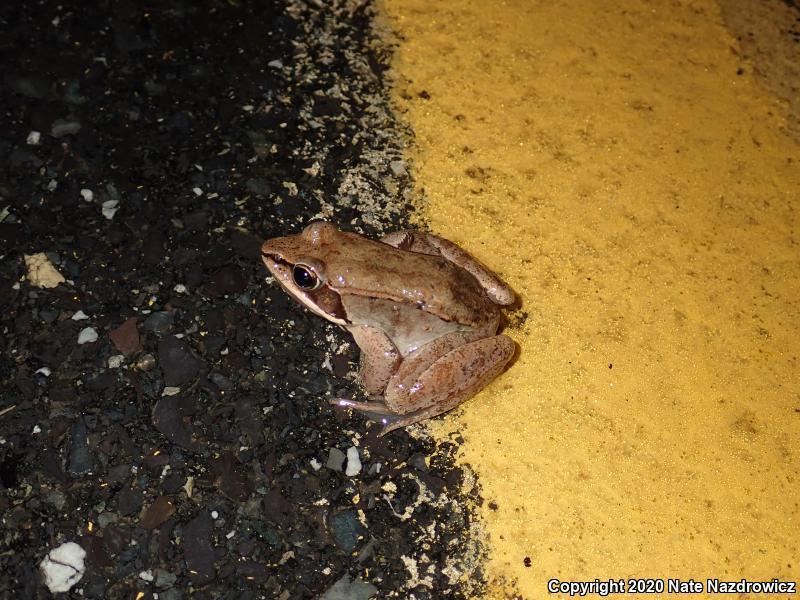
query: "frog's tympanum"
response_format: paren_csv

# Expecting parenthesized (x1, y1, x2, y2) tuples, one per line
(261, 221, 515, 434)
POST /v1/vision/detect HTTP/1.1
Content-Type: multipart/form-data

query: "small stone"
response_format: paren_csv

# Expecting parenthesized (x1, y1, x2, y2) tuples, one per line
(24, 253, 65, 288)
(326, 448, 345, 472)
(328, 509, 366, 553)
(140, 496, 176, 529)
(108, 355, 125, 368)
(77, 327, 98, 344)
(267, 59, 283, 69)
(345, 446, 361, 477)
(51, 118, 82, 138)
(96, 512, 118, 528)
(389, 160, 406, 177)
(26, 131, 41, 145)
(80, 188, 93, 202)
(134, 353, 156, 372)
(310, 458, 322, 471)
(71, 310, 89, 320)
(319, 574, 377, 600)
(183, 511, 215, 585)
(108, 317, 140, 356)
(139, 570, 154, 582)
(35, 367, 51, 376)
(173, 283, 187, 294)
(101, 199, 119, 220)
(40, 542, 86, 593)
(162, 386, 180, 396)
(143, 311, 174, 333)
(154, 569, 177, 589)
(159, 336, 204, 386)
(45, 490, 66, 510)
(68, 417, 93, 475)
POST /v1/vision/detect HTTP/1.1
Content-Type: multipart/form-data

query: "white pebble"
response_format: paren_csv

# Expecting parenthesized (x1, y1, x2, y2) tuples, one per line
(40, 541, 86, 593)
(27, 131, 41, 145)
(35, 367, 51, 376)
(101, 199, 119, 220)
(77, 327, 98, 344)
(226, 530, 236, 539)
(310, 458, 322, 471)
(173, 283, 187, 294)
(345, 446, 361, 477)
(32, 425, 42, 434)
(192, 187, 203, 196)
(71, 310, 89, 320)
(211, 510, 219, 519)
(267, 59, 283, 69)
(108, 355, 125, 369)
(80, 188, 94, 202)
(139, 570, 154, 582)
(162, 386, 180, 396)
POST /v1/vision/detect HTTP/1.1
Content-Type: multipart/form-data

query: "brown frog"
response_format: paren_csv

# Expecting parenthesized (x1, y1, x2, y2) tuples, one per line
(261, 221, 515, 434)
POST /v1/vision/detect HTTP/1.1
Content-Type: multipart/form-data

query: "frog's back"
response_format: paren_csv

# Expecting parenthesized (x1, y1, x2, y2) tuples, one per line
(322, 230, 498, 327)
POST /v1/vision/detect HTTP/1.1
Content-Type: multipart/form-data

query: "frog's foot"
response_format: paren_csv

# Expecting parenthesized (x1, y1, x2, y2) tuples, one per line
(330, 398, 406, 430)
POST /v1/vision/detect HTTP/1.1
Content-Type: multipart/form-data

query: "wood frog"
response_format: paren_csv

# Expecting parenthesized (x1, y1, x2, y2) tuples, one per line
(261, 221, 515, 434)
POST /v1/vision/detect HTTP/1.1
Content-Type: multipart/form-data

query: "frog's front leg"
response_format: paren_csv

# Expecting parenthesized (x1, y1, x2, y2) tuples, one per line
(379, 333, 516, 434)
(348, 325, 401, 397)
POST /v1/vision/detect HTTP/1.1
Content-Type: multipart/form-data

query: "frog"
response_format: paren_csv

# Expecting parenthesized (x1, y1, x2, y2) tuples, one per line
(260, 221, 516, 434)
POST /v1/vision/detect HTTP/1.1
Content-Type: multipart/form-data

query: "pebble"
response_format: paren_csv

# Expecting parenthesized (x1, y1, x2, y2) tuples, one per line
(68, 416, 93, 475)
(139, 570, 154, 582)
(319, 574, 377, 600)
(77, 327, 98, 344)
(50, 118, 82, 138)
(158, 336, 204, 386)
(143, 310, 174, 333)
(345, 446, 361, 477)
(80, 188, 93, 202)
(108, 355, 125, 368)
(328, 509, 365, 553)
(267, 59, 283, 69)
(26, 131, 40, 145)
(24, 253, 65, 288)
(34, 367, 51, 376)
(40, 542, 86, 593)
(101, 199, 119, 220)
(326, 448, 346, 472)
(71, 310, 89, 320)
(108, 317, 140, 356)
(389, 160, 406, 177)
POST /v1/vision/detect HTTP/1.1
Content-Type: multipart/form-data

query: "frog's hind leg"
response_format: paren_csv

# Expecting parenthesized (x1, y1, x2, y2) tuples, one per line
(380, 334, 515, 435)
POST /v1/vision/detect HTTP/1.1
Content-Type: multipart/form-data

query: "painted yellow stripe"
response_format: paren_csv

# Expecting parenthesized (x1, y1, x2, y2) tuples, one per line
(385, 0, 800, 598)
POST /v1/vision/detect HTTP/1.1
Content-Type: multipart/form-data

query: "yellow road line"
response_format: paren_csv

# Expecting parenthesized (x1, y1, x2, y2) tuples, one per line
(386, 0, 800, 597)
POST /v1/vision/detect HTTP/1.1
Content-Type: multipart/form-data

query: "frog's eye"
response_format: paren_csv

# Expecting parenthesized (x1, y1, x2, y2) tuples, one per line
(293, 263, 323, 291)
